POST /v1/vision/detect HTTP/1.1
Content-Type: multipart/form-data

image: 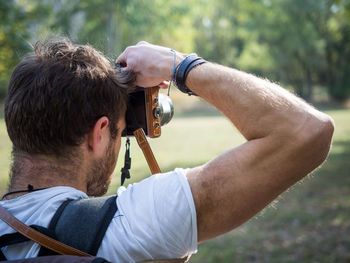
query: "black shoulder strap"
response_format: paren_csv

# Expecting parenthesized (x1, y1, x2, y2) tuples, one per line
(0, 225, 59, 259)
(47, 196, 118, 256)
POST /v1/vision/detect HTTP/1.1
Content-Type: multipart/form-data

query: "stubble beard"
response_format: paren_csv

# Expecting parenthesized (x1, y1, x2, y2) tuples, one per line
(86, 139, 117, 197)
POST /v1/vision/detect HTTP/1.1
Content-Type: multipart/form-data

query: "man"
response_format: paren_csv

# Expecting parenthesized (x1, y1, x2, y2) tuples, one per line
(0, 39, 334, 262)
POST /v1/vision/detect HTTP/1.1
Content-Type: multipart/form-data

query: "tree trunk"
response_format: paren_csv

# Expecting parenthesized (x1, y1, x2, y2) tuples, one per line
(304, 68, 313, 102)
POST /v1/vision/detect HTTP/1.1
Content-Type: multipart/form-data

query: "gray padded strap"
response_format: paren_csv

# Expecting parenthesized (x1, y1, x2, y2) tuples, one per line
(51, 196, 117, 256)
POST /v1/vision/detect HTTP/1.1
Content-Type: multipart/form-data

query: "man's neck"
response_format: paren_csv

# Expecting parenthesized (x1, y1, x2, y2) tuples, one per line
(6, 152, 88, 200)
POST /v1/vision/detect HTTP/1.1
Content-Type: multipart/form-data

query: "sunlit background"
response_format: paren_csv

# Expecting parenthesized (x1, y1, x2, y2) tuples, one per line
(0, 0, 349, 262)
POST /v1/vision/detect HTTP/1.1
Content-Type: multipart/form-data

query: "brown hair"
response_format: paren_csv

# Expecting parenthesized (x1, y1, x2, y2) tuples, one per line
(5, 39, 135, 157)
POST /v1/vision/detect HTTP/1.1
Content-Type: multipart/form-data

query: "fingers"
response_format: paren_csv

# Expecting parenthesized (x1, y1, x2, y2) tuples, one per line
(117, 40, 149, 62)
(116, 54, 125, 63)
(116, 48, 135, 72)
(116, 55, 127, 73)
(116, 48, 128, 65)
(116, 41, 173, 87)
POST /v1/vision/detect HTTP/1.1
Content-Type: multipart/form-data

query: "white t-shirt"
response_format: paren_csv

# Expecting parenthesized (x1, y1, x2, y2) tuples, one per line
(0, 168, 198, 262)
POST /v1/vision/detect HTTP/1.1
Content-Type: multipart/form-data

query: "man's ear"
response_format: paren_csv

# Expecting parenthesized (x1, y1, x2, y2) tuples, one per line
(87, 116, 110, 154)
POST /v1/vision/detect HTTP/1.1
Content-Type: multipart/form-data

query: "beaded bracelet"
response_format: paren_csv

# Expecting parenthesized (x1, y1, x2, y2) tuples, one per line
(168, 49, 177, 96)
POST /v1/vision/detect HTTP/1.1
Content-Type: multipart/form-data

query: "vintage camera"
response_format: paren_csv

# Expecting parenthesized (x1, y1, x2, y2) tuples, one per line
(122, 86, 174, 138)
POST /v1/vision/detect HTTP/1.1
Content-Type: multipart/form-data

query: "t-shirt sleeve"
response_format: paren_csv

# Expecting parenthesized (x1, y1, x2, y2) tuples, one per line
(116, 168, 198, 260)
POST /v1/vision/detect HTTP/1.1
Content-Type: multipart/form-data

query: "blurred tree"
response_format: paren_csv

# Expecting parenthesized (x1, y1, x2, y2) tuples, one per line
(253, 0, 327, 101)
(0, 0, 30, 99)
(317, 0, 350, 101)
(192, 0, 350, 102)
(193, 0, 327, 101)
(0, 0, 54, 99)
(193, 0, 246, 66)
(49, 0, 195, 58)
(0, 0, 349, 102)
(0, 0, 195, 99)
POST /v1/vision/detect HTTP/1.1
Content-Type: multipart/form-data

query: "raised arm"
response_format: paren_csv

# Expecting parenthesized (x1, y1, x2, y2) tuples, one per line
(117, 42, 334, 243)
(185, 63, 334, 242)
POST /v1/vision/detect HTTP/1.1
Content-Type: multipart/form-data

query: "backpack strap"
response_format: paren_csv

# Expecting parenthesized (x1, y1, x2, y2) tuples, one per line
(0, 225, 55, 248)
(0, 196, 188, 262)
(0, 205, 91, 257)
(47, 196, 118, 256)
(0, 225, 58, 260)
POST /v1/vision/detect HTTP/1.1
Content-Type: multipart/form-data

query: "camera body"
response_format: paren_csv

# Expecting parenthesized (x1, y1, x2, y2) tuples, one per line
(123, 86, 174, 138)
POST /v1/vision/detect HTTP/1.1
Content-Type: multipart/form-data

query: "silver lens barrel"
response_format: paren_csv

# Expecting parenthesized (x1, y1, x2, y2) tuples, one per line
(153, 93, 174, 126)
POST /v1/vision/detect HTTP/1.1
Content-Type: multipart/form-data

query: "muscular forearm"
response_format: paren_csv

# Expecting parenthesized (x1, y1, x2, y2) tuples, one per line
(186, 62, 331, 142)
(117, 42, 335, 242)
(185, 61, 334, 241)
(117, 43, 334, 178)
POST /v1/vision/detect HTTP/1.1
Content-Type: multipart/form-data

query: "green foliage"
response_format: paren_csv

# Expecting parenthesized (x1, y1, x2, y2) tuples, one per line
(191, 0, 350, 101)
(323, 2, 350, 101)
(0, 0, 59, 99)
(0, 0, 350, 100)
(43, 0, 195, 57)
(0, 1, 30, 99)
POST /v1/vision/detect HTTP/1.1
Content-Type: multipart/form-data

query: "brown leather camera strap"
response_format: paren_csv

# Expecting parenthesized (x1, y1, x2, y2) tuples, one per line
(133, 128, 161, 174)
(0, 205, 91, 257)
(0, 205, 189, 262)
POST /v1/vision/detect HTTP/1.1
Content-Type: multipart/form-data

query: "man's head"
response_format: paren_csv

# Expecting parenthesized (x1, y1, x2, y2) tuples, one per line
(5, 39, 134, 196)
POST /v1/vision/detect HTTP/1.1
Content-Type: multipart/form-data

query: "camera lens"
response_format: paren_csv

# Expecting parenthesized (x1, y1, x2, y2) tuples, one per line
(153, 93, 174, 126)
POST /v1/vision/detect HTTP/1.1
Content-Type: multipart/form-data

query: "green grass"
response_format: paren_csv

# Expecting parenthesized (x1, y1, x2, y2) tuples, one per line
(0, 106, 349, 262)
(189, 108, 350, 263)
(0, 120, 11, 192)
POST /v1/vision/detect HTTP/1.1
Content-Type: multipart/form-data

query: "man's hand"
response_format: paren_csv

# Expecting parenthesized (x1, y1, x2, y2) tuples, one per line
(118, 42, 335, 243)
(116, 41, 185, 88)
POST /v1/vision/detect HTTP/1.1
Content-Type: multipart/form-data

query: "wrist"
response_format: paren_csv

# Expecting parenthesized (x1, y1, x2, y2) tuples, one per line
(174, 54, 207, 96)
(175, 52, 186, 68)
(185, 62, 210, 93)
(164, 50, 186, 80)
